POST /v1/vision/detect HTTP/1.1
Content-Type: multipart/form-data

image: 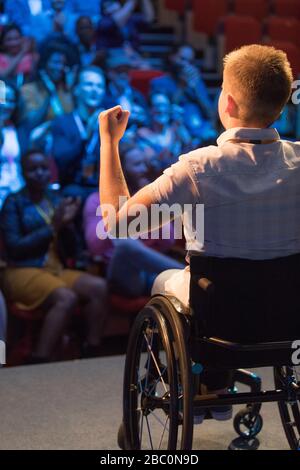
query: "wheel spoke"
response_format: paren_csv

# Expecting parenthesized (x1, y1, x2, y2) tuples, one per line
(143, 332, 168, 394)
(145, 415, 154, 450)
(158, 415, 170, 450)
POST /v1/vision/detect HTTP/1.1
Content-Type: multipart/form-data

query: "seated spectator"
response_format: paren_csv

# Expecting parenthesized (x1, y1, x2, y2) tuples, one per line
(51, 65, 113, 199)
(106, 54, 147, 113)
(74, 16, 98, 66)
(137, 93, 191, 172)
(0, 290, 7, 344)
(97, 0, 154, 51)
(0, 24, 38, 84)
(0, 150, 108, 362)
(151, 46, 217, 120)
(29, 0, 76, 45)
(4, 0, 51, 37)
(0, 81, 34, 208)
(21, 44, 74, 126)
(67, 0, 102, 26)
(83, 144, 183, 297)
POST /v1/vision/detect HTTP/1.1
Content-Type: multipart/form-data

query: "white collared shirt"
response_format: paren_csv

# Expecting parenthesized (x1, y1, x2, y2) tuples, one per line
(151, 127, 300, 260)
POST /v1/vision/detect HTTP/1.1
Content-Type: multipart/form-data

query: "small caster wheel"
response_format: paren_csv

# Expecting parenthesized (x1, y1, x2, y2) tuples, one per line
(234, 408, 263, 440)
(117, 422, 126, 450)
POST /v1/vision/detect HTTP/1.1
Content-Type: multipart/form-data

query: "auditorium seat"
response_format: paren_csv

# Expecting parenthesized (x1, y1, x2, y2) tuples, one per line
(234, 0, 270, 21)
(129, 69, 165, 97)
(265, 17, 300, 48)
(193, 0, 229, 36)
(220, 15, 262, 54)
(273, 0, 300, 19)
(164, 0, 186, 14)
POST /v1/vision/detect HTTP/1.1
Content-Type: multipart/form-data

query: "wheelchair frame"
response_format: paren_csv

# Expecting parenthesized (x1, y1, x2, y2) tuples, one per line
(119, 292, 300, 450)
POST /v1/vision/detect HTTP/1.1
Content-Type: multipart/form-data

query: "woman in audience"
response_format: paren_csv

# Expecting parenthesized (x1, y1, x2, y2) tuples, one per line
(83, 144, 184, 298)
(137, 93, 191, 172)
(1, 149, 108, 362)
(0, 24, 38, 84)
(0, 81, 33, 208)
(21, 44, 74, 126)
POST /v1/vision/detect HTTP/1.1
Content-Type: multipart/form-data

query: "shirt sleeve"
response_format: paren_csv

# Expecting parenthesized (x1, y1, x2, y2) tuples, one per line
(149, 154, 201, 208)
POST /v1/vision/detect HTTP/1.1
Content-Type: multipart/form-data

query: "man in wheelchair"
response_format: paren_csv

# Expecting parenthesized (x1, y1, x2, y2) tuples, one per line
(99, 44, 300, 449)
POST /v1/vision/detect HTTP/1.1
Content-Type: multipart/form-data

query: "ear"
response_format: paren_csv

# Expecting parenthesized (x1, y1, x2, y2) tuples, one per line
(225, 93, 238, 117)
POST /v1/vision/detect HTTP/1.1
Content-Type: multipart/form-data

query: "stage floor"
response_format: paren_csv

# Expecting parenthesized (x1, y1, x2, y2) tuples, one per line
(0, 357, 289, 450)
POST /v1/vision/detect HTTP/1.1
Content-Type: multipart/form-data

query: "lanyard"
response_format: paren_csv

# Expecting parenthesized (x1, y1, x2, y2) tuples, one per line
(34, 199, 54, 226)
(73, 112, 98, 154)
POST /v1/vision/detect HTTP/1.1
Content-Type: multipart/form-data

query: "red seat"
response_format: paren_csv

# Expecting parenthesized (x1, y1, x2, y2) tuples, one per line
(234, 0, 270, 21)
(265, 40, 300, 78)
(265, 17, 300, 48)
(273, 0, 300, 19)
(164, 0, 186, 14)
(129, 69, 165, 97)
(193, 0, 229, 36)
(221, 15, 262, 54)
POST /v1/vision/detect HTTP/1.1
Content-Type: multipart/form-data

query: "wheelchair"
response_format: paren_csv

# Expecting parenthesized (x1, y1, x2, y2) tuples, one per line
(118, 254, 300, 450)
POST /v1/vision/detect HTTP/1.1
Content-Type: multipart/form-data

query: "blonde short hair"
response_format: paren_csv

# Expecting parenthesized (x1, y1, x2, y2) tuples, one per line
(224, 44, 293, 125)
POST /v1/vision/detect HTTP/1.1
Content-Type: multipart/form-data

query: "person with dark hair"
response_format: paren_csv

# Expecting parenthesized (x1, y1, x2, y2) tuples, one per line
(0, 24, 37, 83)
(106, 53, 147, 113)
(51, 65, 113, 199)
(97, 0, 154, 51)
(68, 0, 102, 26)
(27, 0, 76, 45)
(1, 149, 108, 362)
(20, 44, 74, 126)
(74, 16, 98, 67)
(137, 93, 191, 173)
(0, 81, 35, 208)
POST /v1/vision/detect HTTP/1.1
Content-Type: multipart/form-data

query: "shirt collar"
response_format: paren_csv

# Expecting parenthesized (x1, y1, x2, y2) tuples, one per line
(217, 127, 280, 147)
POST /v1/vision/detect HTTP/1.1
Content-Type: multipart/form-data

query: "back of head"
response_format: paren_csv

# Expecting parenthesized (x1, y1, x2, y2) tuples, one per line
(223, 44, 293, 126)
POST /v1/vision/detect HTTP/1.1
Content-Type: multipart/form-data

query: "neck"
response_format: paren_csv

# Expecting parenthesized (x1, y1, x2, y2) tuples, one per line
(76, 103, 94, 122)
(225, 117, 268, 129)
(27, 186, 45, 203)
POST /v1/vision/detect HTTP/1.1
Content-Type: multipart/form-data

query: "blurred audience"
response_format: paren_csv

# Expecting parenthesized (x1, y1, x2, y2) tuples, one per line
(97, 0, 154, 51)
(4, 0, 51, 37)
(0, 150, 108, 362)
(0, 81, 36, 208)
(137, 93, 191, 172)
(28, 0, 76, 45)
(51, 65, 112, 198)
(74, 16, 98, 66)
(106, 53, 147, 113)
(21, 44, 74, 126)
(68, 0, 102, 26)
(84, 144, 183, 297)
(0, 24, 38, 84)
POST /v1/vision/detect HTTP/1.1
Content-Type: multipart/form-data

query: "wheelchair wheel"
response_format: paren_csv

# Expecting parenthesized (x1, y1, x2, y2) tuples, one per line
(233, 408, 263, 440)
(123, 296, 193, 450)
(274, 366, 300, 450)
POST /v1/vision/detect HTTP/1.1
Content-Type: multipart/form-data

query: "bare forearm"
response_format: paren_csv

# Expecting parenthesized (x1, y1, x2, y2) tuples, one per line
(100, 139, 130, 212)
(113, 0, 136, 28)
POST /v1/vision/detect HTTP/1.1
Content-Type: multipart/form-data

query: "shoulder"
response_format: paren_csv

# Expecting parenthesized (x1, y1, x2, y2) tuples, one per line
(177, 145, 224, 176)
(1, 188, 26, 212)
